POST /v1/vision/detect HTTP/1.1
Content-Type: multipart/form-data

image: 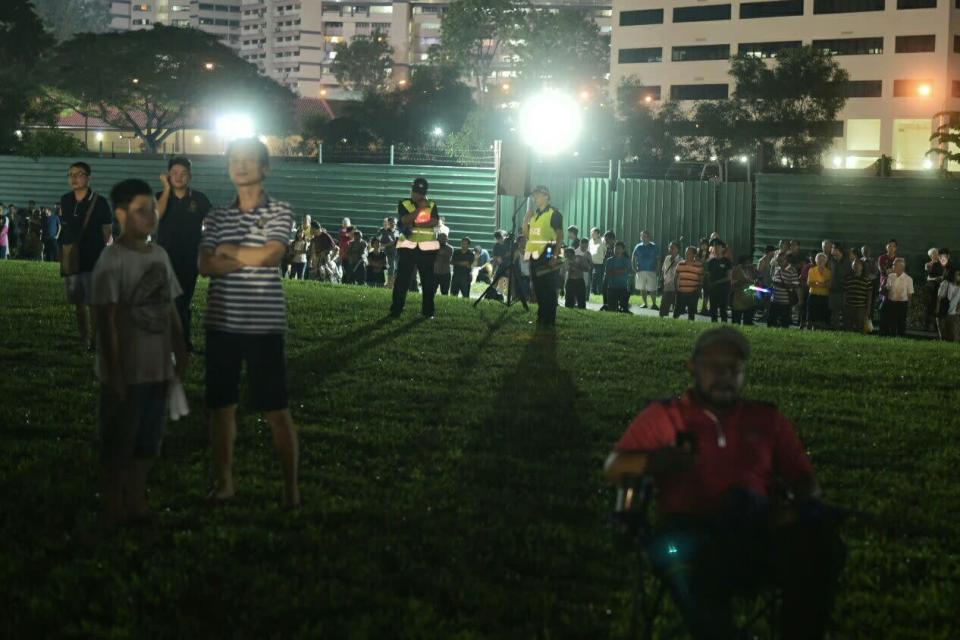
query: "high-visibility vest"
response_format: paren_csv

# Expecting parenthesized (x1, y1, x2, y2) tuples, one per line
(525, 207, 557, 260)
(398, 199, 438, 249)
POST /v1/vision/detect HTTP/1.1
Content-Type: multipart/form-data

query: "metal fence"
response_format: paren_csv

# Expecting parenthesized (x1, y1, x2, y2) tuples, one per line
(0, 155, 498, 243)
(756, 173, 960, 278)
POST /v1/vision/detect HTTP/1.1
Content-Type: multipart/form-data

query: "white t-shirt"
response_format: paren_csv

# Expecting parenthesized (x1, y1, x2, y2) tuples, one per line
(588, 238, 604, 265)
(885, 272, 914, 302)
(91, 243, 182, 385)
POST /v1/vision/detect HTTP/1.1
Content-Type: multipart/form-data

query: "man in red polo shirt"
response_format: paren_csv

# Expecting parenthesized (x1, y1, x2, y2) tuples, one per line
(605, 327, 844, 640)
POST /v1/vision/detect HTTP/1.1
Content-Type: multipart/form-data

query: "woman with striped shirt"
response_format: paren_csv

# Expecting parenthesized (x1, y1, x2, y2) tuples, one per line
(673, 246, 704, 321)
(768, 253, 800, 328)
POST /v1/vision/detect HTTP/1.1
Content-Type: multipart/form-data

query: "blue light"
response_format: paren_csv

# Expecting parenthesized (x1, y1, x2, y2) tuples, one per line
(667, 544, 678, 555)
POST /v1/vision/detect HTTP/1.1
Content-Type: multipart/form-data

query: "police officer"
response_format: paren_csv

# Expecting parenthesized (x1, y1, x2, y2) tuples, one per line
(390, 177, 440, 318)
(523, 185, 564, 327)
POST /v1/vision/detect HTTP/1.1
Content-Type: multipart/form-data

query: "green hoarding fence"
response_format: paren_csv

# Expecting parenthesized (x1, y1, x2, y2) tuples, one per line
(508, 174, 754, 256)
(0, 156, 497, 242)
(756, 173, 960, 278)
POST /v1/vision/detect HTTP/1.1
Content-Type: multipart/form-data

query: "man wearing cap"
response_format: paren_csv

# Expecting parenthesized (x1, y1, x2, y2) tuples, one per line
(604, 327, 845, 640)
(522, 185, 564, 327)
(390, 177, 440, 318)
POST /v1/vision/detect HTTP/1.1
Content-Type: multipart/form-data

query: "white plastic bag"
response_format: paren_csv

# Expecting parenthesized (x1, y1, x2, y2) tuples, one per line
(168, 379, 190, 421)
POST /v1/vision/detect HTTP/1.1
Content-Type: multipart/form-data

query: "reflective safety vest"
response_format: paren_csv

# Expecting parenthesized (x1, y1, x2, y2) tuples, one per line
(397, 199, 439, 249)
(525, 207, 557, 260)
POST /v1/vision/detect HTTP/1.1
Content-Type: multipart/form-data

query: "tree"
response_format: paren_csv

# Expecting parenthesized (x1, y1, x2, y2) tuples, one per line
(511, 10, 609, 91)
(330, 30, 393, 93)
(430, 0, 521, 99)
(387, 65, 474, 144)
(30, 0, 109, 41)
(686, 46, 849, 167)
(0, 0, 54, 152)
(927, 111, 960, 172)
(48, 25, 295, 153)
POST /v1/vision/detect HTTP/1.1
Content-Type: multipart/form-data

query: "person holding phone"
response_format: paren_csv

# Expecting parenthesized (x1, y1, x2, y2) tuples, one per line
(157, 157, 211, 353)
(522, 185, 564, 328)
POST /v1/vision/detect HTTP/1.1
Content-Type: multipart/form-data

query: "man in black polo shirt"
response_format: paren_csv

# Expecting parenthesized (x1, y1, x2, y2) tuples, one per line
(157, 157, 212, 353)
(59, 161, 113, 351)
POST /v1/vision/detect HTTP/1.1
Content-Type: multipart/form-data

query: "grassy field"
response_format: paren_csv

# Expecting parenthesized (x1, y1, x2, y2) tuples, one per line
(0, 260, 957, 639)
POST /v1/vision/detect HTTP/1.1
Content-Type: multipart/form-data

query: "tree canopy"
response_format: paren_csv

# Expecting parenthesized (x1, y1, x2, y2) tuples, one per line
(430, 0, 520, 99)
(330, 30, 393, 94)
(0, 0, 54, 152)
(511, 10, 609, 91)
(31, 0, 109, 41)
(48, 25, 295, 153)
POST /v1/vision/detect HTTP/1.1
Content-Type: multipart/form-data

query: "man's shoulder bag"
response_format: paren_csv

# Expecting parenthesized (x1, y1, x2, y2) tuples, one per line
(60, 193, 98, 277)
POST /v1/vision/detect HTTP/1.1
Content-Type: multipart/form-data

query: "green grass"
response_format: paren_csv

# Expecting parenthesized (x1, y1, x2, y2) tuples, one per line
(0, 261, 957, 639)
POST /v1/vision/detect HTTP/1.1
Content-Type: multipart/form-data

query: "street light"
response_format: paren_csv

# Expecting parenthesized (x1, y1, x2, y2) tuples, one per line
(96, 132, 104, 142)
(204, 62, 216, 71)
(918, 83, 932, 97)
(432, 126, 444, 137)
(644, 95, 653, 104)
(518, 89, 583, 156)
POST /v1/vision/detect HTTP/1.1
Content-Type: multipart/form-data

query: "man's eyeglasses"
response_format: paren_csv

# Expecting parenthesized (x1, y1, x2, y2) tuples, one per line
(67, 172, 89, 178)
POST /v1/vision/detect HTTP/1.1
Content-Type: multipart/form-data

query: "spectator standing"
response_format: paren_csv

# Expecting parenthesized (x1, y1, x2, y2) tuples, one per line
(156, 157, 212, 353)
(731, 255, 757, 326)
(0, 209, 8, 259)
(7, 205, 19, 257)
(561, 246, 588, 309)
(757, 245, 776, 287)
(697, 237, 711, 315)
(433, 232, 453, 295)
(91, 179, 188, 531)
(842, 259, 873, 333)
(828, 244, 849, 329)
(337, 218, 352, 265)
(451, 237, 473, 298)
(705, 243, 733, 323)
(600, 230, 617, 309)
(768, 254, 800, 328)
(940, 248, 955, 280)
(604, 241, 632, 313)
(41, 207, 61, 262)
(659, 241, 681, 318)
(346, 229, 368, 285)
(198, 138, 300, 508)
(674, 246, 704, 321)
(631, 230, 659, 310)
(377, 217, 399, 288)
(588, 227, 605, 294)
(576, 238, 592, 293)
(366, 238, 387, 287)
(924, 248, 945, 332)
(567, 224, 580, 249)
(880, 258, 913, 337)
(877, 239, 898, 300)
(60, 162, 114, 351)
(806, 253, 832, 330)
(937, 268, 960, 341)
(287, 229, 308, 280)
(339, 224, 356, 284)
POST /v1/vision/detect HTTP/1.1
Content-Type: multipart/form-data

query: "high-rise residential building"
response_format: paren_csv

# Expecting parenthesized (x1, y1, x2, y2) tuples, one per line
(239, 1, 612, 99)
(109, 1, 242, 48)
(610, 0, 960, 170)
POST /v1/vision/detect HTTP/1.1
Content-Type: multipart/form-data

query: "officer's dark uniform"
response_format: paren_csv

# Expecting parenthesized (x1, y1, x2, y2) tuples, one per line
(390, 178, 439, 318)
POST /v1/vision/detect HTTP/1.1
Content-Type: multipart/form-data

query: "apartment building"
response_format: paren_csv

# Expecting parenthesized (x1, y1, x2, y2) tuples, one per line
(238, 1, 612, 100)
(610, 0, 960, 169)
(109, 1, 242, 48)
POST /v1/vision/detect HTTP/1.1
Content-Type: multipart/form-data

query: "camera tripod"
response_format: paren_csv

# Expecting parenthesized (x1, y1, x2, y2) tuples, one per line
(474, 197, 529, 311)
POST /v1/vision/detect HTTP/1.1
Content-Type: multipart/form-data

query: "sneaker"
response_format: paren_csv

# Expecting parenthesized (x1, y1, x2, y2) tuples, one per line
(639, 303, 648, 309)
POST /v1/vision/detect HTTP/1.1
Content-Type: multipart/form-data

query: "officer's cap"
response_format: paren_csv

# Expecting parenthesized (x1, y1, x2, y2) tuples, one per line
(531, 185, 550, 197)
(412, 177, 429, 194)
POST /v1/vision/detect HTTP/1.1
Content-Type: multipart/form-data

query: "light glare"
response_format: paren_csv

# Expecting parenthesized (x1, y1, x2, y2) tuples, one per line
(216, 114, 255, 141)
(519, 89, 583, 156)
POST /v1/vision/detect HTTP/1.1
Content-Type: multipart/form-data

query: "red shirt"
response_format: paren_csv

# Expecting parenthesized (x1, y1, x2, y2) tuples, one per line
(615, 391, 814, 516)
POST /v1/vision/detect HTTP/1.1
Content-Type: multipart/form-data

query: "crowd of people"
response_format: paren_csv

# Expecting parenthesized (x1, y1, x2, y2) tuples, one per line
(0, 200, 62, 261)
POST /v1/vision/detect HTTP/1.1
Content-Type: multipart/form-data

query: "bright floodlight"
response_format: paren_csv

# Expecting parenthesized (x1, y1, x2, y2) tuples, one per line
(433, 126, 443, 137)
(923, 158, 933, 169)
(216, 114, 255, 141)
(518, 89, 583, 156)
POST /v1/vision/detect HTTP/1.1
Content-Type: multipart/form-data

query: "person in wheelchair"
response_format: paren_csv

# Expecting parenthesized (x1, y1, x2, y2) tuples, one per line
(604, 327, 845, 640)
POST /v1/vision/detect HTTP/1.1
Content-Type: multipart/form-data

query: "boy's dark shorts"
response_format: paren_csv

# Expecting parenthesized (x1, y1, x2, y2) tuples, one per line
(205, 330, 289, 412)
(99, 382, 169, 467)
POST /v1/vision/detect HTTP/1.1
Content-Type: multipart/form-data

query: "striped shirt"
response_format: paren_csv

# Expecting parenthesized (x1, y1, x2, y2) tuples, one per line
(200, 194, 293, 334)
(772, 265, 799, 305)
(843, 274, 873, 308)
(676, 260, 704, 293)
